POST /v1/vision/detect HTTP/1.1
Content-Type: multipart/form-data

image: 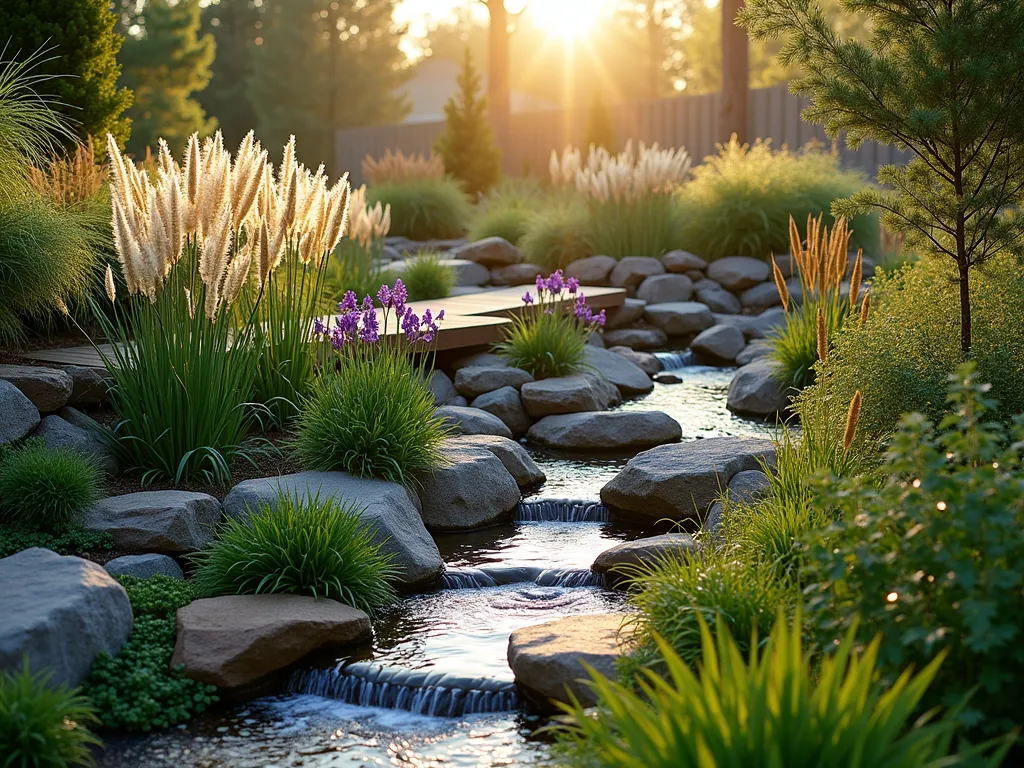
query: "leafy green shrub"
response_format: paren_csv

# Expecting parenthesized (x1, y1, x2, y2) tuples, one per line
(468, 205, 533, 245)
(552, 611, 1009, 768)
(398, 251, 454, 301)
(0, 439, 101, 533)
(675, 139, 879, 260)
(0, 526, 112, 559)
(83, 575, 217, 731)
(191, 490, 398, 612)
(519, 201, 593, 271)
(367, 179, 471, 241)
(799, 253, 1024, 442)
(806, 365, 1024, 737)
(0, 663, 101, 768)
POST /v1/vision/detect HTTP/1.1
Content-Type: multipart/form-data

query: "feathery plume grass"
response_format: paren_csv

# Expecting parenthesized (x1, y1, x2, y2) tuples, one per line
(849, 249, 863, 310)
(362, 148, 444, 185)
(816, 307, 828, 363)
(859, 291, 870, 325)
(843, 390, 862, 452)
(104, 265, 116, 303)
(28, 136, 106, 206)
(772, 257, 790, 312)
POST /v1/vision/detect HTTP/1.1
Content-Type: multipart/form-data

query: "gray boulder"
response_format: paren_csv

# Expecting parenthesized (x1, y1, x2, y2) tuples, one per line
(728, 469, 772, 505)
(602, 327, 668, 350)
(0, 548, 132, 688)
(740, 281, 784, 311)
(644, 302, 715, 336)
(0, 364, 73, 412)
(592, 534, 695, 576)
(455, 366, 534, 398)
(490, 263, 542, 286)
(223, 472, 442, 589)
(712, 306, 787, 339)
(636, 274, 693, 304)
(690, 324, 746, 363)
(427, 370, 458, 406)
(735, 339, 773, 366)
(63, 366, 109, 407)
(451, 434, 545, 489)
(435, 404, 514, 439)
(32, 415, 118, 475)
(726, 358, 790, 417)
(584, 345, 655, 395)
(603, 297, 647, 329)
(528, 411, 681, 452)
(451, 351, 508, 370)
(607, 346, 662, 377)
(104, 553, 184, 580)
(609, 256, 664, 289)
(695, 284, 743, 314)
(392, 257, 488, 286)
(449, 395, 469, 407)
(84, 491, 222, 553)
(566, 255, 617, 284)
(520, 373, 620, 418)
(662, 250, 707, 273)
(586, 332, 605, 347)
(471, 386, 532, 436)
(418, 440, 521, 531)
(600, 437, 777, 523)
(0, 380, 40, 445)
(706, 256, 770, 292)
(452, 237, 521, 267)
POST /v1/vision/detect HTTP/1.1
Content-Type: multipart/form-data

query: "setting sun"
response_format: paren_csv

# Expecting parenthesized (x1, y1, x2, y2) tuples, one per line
(519, 0, 608, 41)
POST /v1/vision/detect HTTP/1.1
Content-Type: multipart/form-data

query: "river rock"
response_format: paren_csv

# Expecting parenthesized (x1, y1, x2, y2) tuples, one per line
(636, 274, 693, 304)
(455, 366, 534, 398)
(427, 370, 458, 406)
(644, 302, 715, 336)
(104, 553, 184, 580)
(471, 386, 532, 436)
(417, 440, 520, 531)
(449, 395, 469, 407)
(520, 373, 620, 418)
(0, 380, 40, 445)
(592, 534, 695, 576)
(600, 437, 777, 523)
(607, 346, 661, 377)
(741, 281, 784, 311)
(223, 472, 442, 589)
(0, 548, 132, 688)
(690, 324, 746, 363)
(451, 351, 508, 370)
(586, 332, 605, 347)
(84, 492, 221, 553)
(728, 469, 772, 505)
(451, 434, 545, 489)
(527, 411, 681, 452)
(566, 255, 617, 284)
(452, 237, 521, 267)
(706, 256, 770, 292)
(584, 345, 655, 395)
(609, 257, 664, 289)
(695, 284, 743, 314)
(726, 358, 790, 417)
(489, 263, 542, 286)
(654, 373, 682, 384)
(735, 339, 773, 366)
(601, 327, 668, 350)
(62, 365, 109, 407)
(0, 364, 73, 412)
(603, 297, 647, 329)
(662, 250, 707, 273)
(172, 595, 371, 691)
(507, 614, 629, 708)
(713, 306, 786, 339)
(32, 415, 118, 475)
(435, 405, 513, 439)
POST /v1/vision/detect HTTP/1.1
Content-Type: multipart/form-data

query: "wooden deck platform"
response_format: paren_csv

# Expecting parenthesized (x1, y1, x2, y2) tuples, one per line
(21, 285, 626, 369)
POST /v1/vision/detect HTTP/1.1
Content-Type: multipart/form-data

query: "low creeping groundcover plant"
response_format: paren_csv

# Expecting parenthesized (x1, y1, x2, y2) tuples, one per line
(551, 611, 1011, 768)
(493, 270, 606, 379)
(191, 489, 398, 612)
(295, 278, 450, 484)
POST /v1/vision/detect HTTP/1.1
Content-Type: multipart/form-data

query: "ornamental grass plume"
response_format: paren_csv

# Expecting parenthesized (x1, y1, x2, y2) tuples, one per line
(772, 256, 790, 312)
(843, 389, 862, 452)
(816, 307, 828, 363)
(347, 184, 391, 249)
(859, 291, 870, 325)
(362, 148, 445, 185)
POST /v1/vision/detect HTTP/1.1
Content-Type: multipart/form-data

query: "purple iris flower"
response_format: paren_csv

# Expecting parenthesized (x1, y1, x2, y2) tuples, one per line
(339, 290, 358, 313)
(523, 291, 534, 305)
(359, 307, 379, 343)
(362, 295, 374, 312)
(535, 275, 546, 295)
(392, 278, 408, 313)
(595, 309, 607, 327)
(566, 277, 580, 294)
(313, 318, 327, 336)
(377, 284, 392, 307)
(546, 269, 564, 294)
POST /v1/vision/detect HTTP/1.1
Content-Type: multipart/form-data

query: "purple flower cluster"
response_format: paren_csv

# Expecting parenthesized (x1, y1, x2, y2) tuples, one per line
(521, 270, 606, 327)
(315, 278, 444, 350)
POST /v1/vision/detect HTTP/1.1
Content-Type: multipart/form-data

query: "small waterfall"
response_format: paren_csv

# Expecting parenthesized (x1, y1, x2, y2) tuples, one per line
(290, 662, 519, 717)
(440, 564, 604, 589)
(441, 568, 498, 589)
(515, 499, 609, 523)
(654, 350, 695, 371)
(534, 568, 606, 588)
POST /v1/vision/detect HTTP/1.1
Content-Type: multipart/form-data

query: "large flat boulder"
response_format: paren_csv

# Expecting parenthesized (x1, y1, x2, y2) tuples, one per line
(603, 297, 647, 329)
(452, 236, 521, 267)
(713, 307, 786, 339)
(223, 472, 442, 589)
(592, 534, 695, 576)
(0, 364, 73, 412)
(566, 255, 617, 284)
(726, 358, 790, 417)
(104, 553, 184, 580)
(520, 373, 621, 418)
(435, 404, 513, 439)
(696, 284, 743, 314)
(636, 274, 693, 304)
(689, 324, 746, 364)
(600, 437, 776, 523)
(610, 257, 664, 289)
(451, 434, 545, 489)
(584, 346, 655, 395)
(662, 250, 707, 273)
(0, 380, 40, 445)
(601, 327, 668, 350)
(471, 386, 532, 436)
(607, 346, 662, 377)
(417, 440, 520, 531)
(455, 366, 534, 399)
(706, 256, 770, 292)
(528, 411, 681, 452)
(507, 614, 629, 709)
(0, 548, 132, 688)
(172, 594, 371, 690)
(32, 415, 118, 475)
(84, 491, 221, 553)
(644, 302, 715, 336)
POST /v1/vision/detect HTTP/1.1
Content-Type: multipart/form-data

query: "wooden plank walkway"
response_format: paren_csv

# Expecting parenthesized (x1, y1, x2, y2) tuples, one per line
(21, 285, 626, 369)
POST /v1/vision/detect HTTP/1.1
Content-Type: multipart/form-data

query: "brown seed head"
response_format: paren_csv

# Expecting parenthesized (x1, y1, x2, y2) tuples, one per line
(843, 390, 862, 452)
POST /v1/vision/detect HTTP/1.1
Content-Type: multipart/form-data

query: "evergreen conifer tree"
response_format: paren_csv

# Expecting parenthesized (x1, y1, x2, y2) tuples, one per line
(741, 0, 1024, 357)
(435, 47, 502, 198)
(199, 0, 262, 149)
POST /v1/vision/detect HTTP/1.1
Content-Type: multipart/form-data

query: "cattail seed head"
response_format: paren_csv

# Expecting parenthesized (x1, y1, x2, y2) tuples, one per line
(771, 257, 790, 312)
(859, 292, 870, 326)
(843, 390, 862, 452)
(816, 307, 828, 363)
(105, 265, 117, 303)
(849, 249, 863, 311)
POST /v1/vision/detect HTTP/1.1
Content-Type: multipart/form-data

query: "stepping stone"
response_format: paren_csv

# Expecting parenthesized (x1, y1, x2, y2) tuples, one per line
(607, 346, 662, 377)
(520, 373, 620, 418)
(84, 491, 222, 553)
(690, 324, 746, 363)
(528, 411, 681, 452)
(471, 386, 532, 436)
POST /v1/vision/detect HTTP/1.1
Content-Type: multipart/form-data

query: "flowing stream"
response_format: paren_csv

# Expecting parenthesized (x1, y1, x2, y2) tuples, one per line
(97, 361, 772, 767)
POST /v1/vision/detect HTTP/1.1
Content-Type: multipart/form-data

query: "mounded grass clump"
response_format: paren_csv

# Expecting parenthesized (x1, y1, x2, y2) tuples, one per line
(0, 439, 101, 533)
(495, 310, 587, 379)
(399, 250, 455, 301)
(676, 139, 879, 261)
(520, 201, 593, 271)
(366, 178, 471, 241)
(468, 205, 533, 245)
(191, 491, 399, 613)
(0, 664, 101, 768)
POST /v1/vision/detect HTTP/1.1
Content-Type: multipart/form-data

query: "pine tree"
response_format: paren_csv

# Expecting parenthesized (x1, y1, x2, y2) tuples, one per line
(119, 0, 217, 156)
(0, 0, 132, 147)
(742, 0, 1024, 358)
(584, 93, 616, 153)
(435, 48, 502, 198)
(199, 0, 263, 149)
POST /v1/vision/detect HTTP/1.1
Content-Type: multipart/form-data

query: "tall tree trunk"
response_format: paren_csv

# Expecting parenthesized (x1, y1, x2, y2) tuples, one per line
(720, 0, 748, 143)
(958, 262, 972, 359)
(486, 0, 510, 155)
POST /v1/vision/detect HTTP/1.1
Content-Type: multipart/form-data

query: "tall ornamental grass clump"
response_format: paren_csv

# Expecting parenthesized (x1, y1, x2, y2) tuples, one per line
(399, 250, 454, 301)
(0, 439, 101, 533)
(550, 141, 690, 259)
(519, 200, 592, 271)
(552, 611, 1010, 768)
(361, 148, 444, 185)
(325, 184, 395, 302)
(806, 365, 1024, 738)
(95, 131, 350, 485)
(366, 178, 471, 241)
(494, 271, 606, 379)
(191, 490, 398, 612)
(675, 139, 879, 260)
(295, 279, 450, 484)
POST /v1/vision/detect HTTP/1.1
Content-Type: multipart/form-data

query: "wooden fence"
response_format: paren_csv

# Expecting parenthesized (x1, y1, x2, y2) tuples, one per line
(334, 84, 908, 185)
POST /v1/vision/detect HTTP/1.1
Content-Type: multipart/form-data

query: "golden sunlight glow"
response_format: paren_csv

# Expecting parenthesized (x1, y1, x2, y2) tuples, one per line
(522, 0, 607, 42)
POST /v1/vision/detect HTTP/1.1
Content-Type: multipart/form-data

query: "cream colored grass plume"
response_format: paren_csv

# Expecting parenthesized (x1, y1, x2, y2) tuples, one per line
(347, 184, 391, 249)
(549, 140, 691, 203)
